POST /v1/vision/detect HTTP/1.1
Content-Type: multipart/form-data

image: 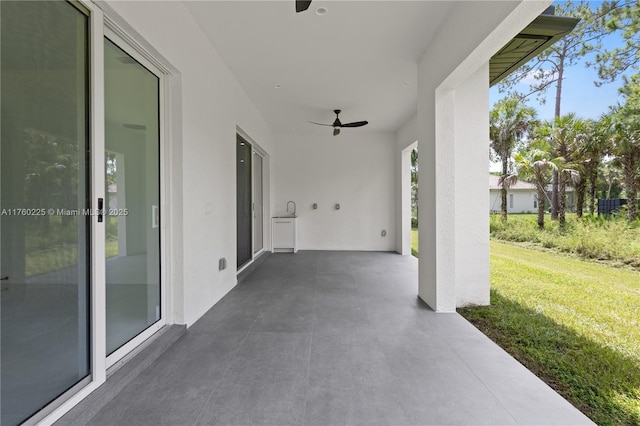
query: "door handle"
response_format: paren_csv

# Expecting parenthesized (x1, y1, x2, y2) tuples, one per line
(0, 276, 8, 281)
(97, 198, 104, 223)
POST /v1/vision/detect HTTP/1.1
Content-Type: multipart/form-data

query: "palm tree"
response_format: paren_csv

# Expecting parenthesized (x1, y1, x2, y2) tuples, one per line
(609, 104, 640, 221)
(571, 119, 601, 218)
(515, 149, 556, 228)
(538, 114, 585, 225)
(579, 116, 612, 215)
(490, 97, 537, 220)
(555, 158, 581, 225)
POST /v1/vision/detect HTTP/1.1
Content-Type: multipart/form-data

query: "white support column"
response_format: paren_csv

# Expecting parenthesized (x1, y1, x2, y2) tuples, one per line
(454, 62, 490, 307)
(417, 60, 490, 312)
(417, 80, 456, 312)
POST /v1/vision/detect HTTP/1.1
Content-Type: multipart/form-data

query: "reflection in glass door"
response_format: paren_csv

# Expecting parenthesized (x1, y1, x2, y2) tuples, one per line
(104, 39, 161, 356)
(1, 2, 91, 424)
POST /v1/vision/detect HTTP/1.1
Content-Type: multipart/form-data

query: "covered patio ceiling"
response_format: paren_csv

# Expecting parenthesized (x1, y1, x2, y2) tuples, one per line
(184, 1, 578, 135)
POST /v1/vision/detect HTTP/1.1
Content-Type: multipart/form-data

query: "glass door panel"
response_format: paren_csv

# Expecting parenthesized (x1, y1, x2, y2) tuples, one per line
(237, 137, 252, 268)
(1, 2, 90, 425)
(253, 153, 263, 253)
(104, 39, 160, 355)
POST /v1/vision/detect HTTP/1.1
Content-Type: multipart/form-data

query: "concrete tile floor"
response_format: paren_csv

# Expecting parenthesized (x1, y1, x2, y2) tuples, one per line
(84, 251, 594, 425)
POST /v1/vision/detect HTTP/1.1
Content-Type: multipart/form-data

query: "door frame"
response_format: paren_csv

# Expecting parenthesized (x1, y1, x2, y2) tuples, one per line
(102, 27, 168, 370)
(252, 150, 265, 257)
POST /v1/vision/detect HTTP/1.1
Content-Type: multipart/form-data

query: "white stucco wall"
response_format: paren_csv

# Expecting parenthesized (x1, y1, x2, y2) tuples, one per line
(274, 132, 395, 251)
(489, 189, 538, 213)
(103, 1, 276, 327)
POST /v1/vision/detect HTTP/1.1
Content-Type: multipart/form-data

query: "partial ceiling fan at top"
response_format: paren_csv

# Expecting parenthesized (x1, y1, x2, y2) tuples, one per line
(296, 0, 312, 13)
(309, 110, 369, 136)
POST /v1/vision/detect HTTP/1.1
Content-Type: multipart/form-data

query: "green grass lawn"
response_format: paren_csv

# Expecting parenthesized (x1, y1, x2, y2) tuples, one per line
(411, 227, 418, 257)
(460, 241, 640, 425)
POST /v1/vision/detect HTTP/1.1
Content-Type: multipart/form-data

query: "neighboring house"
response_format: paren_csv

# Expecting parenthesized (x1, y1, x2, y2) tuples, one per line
(0, 1, 578, 424)
(488, 175, 577, 213)
(489, 175, 538, 214)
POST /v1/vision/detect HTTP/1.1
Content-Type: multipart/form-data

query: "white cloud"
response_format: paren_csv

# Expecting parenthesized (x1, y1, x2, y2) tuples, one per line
(518, 69, 558, 86)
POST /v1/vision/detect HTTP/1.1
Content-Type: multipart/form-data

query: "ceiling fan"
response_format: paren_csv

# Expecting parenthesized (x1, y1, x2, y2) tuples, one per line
(309, 110, 369, 136)
(296, 0, 312, 13)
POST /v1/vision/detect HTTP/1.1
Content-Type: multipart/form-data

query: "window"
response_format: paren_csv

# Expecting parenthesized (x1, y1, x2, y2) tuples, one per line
(509, 194, 514, 209)
(534, 194, 538, 209)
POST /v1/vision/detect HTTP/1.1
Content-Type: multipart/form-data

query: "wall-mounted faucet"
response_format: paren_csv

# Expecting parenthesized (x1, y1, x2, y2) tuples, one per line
(287, 201, 297, 217)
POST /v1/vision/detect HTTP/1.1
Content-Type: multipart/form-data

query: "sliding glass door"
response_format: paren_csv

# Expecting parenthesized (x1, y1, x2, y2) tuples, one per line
(1, 3, 166, 423)
(104, 38, 161, 357)
(237, 136, 253, 268)
(237, 136, 265, 269)
(1, 2, 91, 424)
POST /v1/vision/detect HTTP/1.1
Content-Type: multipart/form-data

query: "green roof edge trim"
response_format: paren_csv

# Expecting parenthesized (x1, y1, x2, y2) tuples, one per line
(489, 14, 580, 87)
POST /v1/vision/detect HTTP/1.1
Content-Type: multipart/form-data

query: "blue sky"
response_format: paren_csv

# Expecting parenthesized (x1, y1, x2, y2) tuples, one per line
(489, 2, 630, 121)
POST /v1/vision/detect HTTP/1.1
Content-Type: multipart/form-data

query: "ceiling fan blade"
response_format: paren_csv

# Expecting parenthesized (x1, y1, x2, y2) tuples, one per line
(296, 0, 312, 12)
(308, 121, 333, 126)
(333, 128, 341, 136)
(340, 121, 368, 128)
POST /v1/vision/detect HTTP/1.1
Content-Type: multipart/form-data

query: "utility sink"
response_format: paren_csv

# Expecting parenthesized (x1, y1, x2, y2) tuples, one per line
(272, 216, 298, 253)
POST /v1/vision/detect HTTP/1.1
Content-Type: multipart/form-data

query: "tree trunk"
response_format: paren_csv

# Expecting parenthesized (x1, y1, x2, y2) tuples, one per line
(554, 49, 565, 118)
(589, 172, 598, 215)
(501, 187, 508, 221)
(537, 186, 546, 229)
(628, 186, 637, 221)
(551, 170, 559, 220)
(576, 179, 586, 219)
(559, 175, 567, 226)
(501, 157, 508, 221)
(551, 45, 566, 221)
(623, 165, 637, 221)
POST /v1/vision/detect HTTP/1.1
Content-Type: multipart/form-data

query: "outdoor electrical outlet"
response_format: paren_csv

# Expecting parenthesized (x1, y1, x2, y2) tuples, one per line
(313, 203, 318, 209)
(219, 258, 227, 270)
(381, 230, 387, 237)
(335, 203, 340, 210)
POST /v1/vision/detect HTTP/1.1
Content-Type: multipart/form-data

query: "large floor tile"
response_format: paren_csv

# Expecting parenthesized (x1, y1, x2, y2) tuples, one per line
(87, 378, 213, 426)
(250, 292, 316, 332)
(447, 336, 590, 425)
(305, 333, 409, 425)
(194, 332, 311, 426)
